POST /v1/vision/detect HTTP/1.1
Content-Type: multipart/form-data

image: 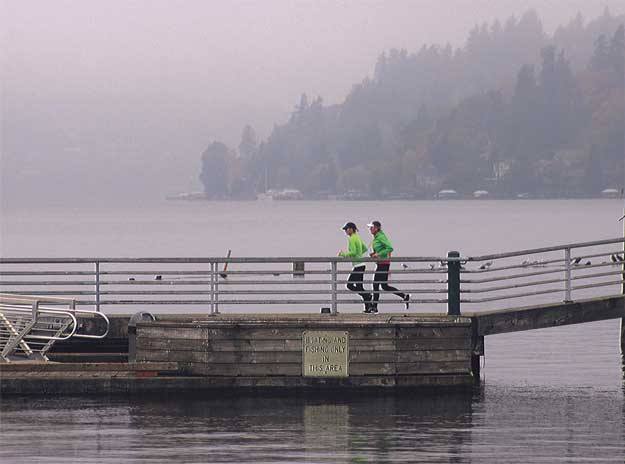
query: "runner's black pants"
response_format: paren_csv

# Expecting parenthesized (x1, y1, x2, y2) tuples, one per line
(346, 265, 371, 306)
(372, 263, 405, 303)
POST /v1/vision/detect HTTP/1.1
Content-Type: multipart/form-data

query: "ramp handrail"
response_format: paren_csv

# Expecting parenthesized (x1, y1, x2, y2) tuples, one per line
(0, 305, 77, 341)
(0, 294, 110, 362)
(0, 305, 77, 362)
(0, 294, 110, 338)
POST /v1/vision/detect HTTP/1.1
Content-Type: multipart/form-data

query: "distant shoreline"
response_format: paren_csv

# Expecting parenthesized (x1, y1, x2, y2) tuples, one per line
(166, 195, 625, 202)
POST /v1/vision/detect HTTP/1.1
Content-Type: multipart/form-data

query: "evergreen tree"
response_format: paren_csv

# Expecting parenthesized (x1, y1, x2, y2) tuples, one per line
(590, 34, 610, 70)
(199, 142, 230, 199)
(609, 24, 624, 77)
(238, 125, 257, 159)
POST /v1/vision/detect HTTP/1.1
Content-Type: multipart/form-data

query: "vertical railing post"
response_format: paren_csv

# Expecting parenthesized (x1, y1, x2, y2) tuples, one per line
(621, 205, 625, 354)
(331, 261, 338, 315)
(214, 261, 220, 315)
(209, 262, 215, 315)
(94, 261, 101, 312)
(564, 248, 573, 303)
(564, 247, 572, 302)
(31, 300, 39, 321)
(447, 251, 461, 316)
(622, 205, 624, 296)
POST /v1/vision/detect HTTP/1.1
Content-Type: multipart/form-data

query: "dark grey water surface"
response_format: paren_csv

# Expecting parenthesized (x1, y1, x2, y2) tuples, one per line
(1, 386, 623, 463)
(1, 200, 624, 462)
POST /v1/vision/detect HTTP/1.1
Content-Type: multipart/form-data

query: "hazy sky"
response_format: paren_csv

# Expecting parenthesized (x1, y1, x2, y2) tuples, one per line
(4, 0, 624, 140)
(2, 0, 624, 205)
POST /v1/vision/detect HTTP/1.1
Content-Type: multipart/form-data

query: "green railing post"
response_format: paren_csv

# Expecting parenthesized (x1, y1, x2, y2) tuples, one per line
(447, 251, 461, 316)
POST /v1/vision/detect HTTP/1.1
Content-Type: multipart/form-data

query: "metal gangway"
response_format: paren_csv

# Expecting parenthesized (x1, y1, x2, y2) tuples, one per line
(0, 294, 110, 362)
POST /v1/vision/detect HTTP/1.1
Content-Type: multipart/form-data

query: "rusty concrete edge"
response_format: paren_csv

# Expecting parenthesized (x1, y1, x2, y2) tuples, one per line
(137, 316, 472, 329)
(0, 373, 475, 396)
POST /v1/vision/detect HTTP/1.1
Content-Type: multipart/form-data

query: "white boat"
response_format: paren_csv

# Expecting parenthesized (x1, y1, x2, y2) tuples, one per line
(166, 192, 207, 201)
(601, 188, 621, 198)
(437, 189, 458, 199)
(273, 189, 304, 200)
(257, 190, 276, 201)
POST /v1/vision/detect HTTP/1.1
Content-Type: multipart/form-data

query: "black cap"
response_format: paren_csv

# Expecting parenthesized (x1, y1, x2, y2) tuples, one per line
(366, 220, 381, 228)
(342, 222, 358, 231)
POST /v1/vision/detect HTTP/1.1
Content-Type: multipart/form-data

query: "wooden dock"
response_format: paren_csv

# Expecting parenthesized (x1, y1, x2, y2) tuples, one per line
(1, 295, 624, 395)
(0, 314, 477, 394)
(1, 235, 623, 395)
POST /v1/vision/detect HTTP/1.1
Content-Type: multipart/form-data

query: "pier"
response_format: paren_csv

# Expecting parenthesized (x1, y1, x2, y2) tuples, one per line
(1, 237, 623, 395)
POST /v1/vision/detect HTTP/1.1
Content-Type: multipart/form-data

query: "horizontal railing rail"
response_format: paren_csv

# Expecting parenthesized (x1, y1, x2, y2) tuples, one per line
(0, 256, 450, 264)
(0, 236, 623, 315)
(467, 237, 625, 261)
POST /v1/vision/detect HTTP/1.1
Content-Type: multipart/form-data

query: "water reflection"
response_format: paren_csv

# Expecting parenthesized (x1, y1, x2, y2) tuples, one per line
(340, 394, 472, 464)
(124, 393, 473, 464)
(1, 386, 623, 463)
(1, 393, 473, 464)
(303, 404, 350, 460)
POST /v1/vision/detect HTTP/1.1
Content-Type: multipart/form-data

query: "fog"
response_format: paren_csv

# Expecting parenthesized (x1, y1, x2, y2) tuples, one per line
(1, 0, 624, 208)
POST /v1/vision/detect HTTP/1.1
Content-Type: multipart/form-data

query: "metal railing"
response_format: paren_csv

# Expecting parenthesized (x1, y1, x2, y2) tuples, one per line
(0, 294, 110, 362)
(0, 256, 450, 315)
(0, 237, 623, 316)
(458, 237, 625, 312)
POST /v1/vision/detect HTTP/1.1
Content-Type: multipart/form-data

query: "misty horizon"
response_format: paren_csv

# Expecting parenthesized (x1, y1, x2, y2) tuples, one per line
(2, 0, 624, 208)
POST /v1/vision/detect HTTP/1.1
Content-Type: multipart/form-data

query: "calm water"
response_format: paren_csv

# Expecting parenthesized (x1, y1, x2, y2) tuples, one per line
(1, 200, 624, 462)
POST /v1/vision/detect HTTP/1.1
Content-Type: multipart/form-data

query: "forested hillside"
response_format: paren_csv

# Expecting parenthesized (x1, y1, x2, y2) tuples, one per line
(200, 9, 624, 199)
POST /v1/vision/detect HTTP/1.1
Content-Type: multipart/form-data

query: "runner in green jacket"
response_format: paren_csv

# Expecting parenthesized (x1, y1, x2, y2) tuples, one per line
(367, 220, 410, 313)
(338, 222, 372, 312)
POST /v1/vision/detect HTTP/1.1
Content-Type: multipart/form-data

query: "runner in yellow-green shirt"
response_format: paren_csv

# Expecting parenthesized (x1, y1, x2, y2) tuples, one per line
(338, 222, 372, 312)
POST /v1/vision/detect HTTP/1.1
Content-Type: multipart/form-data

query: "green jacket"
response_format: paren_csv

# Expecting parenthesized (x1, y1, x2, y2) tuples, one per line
(339, 233, 368, 266)
(371, 230, 394, 260)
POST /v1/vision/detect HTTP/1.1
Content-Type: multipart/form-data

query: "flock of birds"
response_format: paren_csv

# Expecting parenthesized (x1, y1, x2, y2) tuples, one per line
(610, 254, 625, 262)
(124, 254, 624, 281)
(414, 254, 625, 272)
